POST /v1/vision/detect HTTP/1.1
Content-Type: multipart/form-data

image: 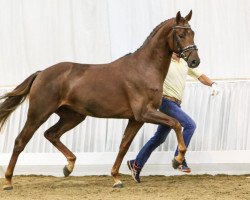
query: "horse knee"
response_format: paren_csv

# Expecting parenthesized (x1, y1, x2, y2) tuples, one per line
(173, 120, 182, 132)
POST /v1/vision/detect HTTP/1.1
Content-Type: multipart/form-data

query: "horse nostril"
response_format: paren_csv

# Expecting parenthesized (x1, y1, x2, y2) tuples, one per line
(191, 59, 199, 67)
(191, 60, 197, 66)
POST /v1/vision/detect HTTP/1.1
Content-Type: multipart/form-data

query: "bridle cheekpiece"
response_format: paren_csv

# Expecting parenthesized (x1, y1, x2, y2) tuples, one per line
(172, 25, 198, 61)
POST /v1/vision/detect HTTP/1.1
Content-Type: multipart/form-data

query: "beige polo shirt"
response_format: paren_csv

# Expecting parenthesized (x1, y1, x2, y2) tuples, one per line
(163, 58, 203, 101)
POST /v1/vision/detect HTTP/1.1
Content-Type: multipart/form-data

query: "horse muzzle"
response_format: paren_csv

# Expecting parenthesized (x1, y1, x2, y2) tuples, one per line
(187, 57, 200, 68)
(177, 44, 200, 68)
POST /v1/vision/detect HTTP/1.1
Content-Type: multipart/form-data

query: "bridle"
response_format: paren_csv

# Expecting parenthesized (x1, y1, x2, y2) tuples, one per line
(172, 25, 198, 61)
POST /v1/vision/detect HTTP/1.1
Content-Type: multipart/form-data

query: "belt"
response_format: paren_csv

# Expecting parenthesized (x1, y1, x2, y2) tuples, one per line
(163, 95, 182, 105)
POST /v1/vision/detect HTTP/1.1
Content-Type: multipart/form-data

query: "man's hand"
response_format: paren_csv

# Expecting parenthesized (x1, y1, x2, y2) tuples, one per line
(211, 82, 219, 96)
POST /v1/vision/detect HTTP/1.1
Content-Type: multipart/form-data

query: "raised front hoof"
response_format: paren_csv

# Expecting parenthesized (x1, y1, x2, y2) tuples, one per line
(3, 185, 13, 191)
(112, 181, 124, 188)
(172, 158, 182, 169)
(63, 165, 72, 177)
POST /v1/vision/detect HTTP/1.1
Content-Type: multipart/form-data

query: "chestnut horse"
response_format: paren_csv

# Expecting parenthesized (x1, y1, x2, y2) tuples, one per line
(0, 10, 200, 190)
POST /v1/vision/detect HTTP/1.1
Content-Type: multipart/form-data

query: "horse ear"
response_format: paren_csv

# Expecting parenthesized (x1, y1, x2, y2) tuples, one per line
(176, 11, 181, 24)
(185, 10, 192, 21)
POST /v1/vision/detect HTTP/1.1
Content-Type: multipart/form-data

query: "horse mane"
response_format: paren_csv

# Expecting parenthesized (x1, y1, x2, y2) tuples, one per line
(118, 18, 175, 59)
(118, 18, 175, 55)
(139, 18, 174, 49)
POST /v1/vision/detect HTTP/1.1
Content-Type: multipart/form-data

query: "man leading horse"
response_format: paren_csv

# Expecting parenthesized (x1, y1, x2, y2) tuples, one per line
(0, 11, 199, 189)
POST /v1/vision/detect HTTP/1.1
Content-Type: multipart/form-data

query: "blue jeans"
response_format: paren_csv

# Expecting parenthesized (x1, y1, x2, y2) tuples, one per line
(135, 98, 196, 169)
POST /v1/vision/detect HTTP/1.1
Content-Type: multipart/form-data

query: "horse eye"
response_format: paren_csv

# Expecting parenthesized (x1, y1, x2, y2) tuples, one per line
(179, 34, 184, 39)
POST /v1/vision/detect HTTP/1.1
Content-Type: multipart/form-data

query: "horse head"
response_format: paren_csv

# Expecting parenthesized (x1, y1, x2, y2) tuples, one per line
(168, 10, 200, 68)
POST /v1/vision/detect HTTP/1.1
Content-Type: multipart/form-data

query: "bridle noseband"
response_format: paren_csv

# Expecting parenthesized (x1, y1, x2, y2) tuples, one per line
(172, 25, 198, 61)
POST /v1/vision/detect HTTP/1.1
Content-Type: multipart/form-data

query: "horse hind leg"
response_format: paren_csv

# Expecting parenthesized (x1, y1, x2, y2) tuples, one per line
(44, 106, 86, 177)
(3, 109, 53, 190)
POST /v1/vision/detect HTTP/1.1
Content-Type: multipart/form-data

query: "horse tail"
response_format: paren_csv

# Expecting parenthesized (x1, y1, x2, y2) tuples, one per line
(0, 71, 41, 132)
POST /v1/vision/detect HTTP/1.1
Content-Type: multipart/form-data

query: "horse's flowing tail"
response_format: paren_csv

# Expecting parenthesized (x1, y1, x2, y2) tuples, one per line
(0, 71, 41, 132)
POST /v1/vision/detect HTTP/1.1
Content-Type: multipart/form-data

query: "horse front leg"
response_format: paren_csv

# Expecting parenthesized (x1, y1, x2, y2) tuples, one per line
(141, 108, 186, 166)
(111, 119, 143, 188)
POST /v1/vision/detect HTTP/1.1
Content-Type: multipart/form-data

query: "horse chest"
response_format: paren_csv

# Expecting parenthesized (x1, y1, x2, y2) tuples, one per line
(146, 86, 162, 102)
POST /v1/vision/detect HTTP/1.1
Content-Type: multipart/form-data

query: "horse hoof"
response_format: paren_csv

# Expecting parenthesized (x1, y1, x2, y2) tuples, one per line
(63, 165, 71, 177)
(172, 158, 181, 169)
(3, 185, 13, 190)
(113, 181, 124, 188)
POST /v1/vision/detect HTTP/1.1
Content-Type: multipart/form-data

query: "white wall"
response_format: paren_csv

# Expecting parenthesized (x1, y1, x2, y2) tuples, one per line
(1, 0, 250, 86)
(0, 0, 111, 86)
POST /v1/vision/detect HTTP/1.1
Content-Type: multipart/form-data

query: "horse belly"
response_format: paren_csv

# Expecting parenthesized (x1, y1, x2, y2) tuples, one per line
(83, 99, 133, 118)
(68, 91, 133, 119)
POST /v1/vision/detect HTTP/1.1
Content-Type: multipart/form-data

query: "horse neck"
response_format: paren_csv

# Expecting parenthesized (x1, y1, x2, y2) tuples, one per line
(135, 20, 174, 80)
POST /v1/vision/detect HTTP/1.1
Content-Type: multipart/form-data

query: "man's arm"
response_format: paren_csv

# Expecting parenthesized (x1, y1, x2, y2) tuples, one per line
(188, 68, 219, 95)
(198, 74, 219, 96)
(198, 74, 214, 86)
